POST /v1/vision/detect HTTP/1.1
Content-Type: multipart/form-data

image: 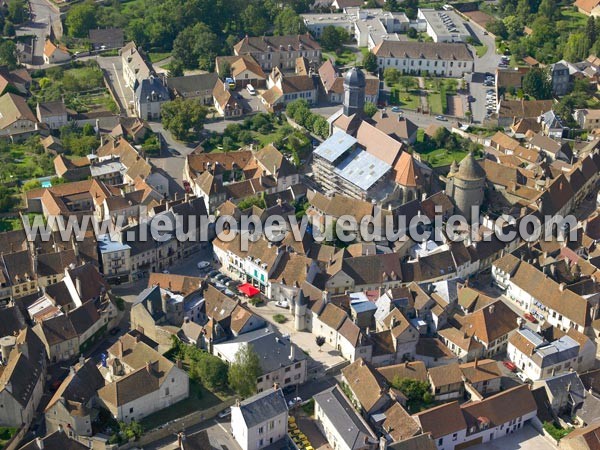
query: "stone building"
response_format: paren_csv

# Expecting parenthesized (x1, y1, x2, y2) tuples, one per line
(445, 154, 485, 223)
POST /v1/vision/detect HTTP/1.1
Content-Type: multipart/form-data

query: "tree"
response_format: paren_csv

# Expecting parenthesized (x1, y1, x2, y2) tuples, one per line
(407, 27, 418, 39)
(398, 75, 414, 92)
(228, 346, 261, 398)
(66, 1, 98, 38)
(241, 3, 269, 36)
(315, 336, 325, 351)
(563, 33, 591, 63)
(172, 22, 220, 70)
(383, 0, 399, 11)
(0, 40, 18, 69)
(363, 52, 378, 73)
(161, 98, 208, 140)
(192, 354, 229, 390)
(587, 16, 597, 45)
(274, 7, 307, 35)
(383, 68, 401, 86)
(390, 377, 432, 410)
(320, 26, 349, 53)
(538, 0, 559, 20)
(7, 0, 26, 24)
(522, 67, 552, 99)
(486, 20, 508, 39)
(364, 102, 378, 117)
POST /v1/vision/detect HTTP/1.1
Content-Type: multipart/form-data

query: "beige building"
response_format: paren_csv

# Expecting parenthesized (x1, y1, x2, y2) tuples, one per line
(233, 34, 322, 71)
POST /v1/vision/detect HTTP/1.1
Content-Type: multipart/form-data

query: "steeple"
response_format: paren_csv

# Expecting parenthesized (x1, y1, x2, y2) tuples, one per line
(343, 67, 366, 117)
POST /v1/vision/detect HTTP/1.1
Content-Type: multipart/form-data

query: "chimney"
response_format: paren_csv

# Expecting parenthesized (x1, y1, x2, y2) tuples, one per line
(177, 432, 185, 449)
(273, 382, 280, 391)
(75, 277, 82, 297)
(176, 359, 183, 369)
(36, 437, 44, 450)
(379, 436, 388, 450)
(559, 283, 565, 292)
(488, 304, 495, 314)
(146, 360, 152, 373)
(474, 357, 478, 368)
(162, 293, 169, 314)
(70, 365, 76, 376)
(289, 342, 296, 361)
(322, 290, 330, 305)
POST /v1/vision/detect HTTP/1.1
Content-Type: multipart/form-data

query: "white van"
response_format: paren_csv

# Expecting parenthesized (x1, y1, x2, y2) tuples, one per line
(246, 84, 256, 95)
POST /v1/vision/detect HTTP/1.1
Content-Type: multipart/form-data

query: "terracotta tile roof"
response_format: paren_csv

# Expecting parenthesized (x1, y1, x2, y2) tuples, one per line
(382, 402, 420, 442)
(574, 0, 600, 13)
(342, 358, 387, 412)
(461, 385, 536, 430)
(371, 111, 418, 142)
(491, 132, 520, 151)
(427, 362, 463, 387)
(439, 326, 484, 353)
(234, 34, 321, 55)
(356, 121, 403, 166)
(147, 273, 203, 296)
(373, 41, 473, 61)
(393, 152, 422, 187)
(377, 361, 428, 384)
(308, 191, 373, 218)
(318, 303, 348, 330)
(414, 401, 466, 439)
(498, 99, 554, 120)
(459, 359, 502, 383)
(0, 92, 37, 129)
(459, 301, 519, 346)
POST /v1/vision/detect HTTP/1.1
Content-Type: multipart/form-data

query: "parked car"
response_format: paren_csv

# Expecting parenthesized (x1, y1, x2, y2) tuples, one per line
(197, 261, 210, 269)
(246, 84, 256, 95)
(288, 397, 302, 407)
(218, 408, 231, 418)
(435, 115, 447, 121)
(208, 270, 220, 278)
(275, 300, 289, 308)
(225, 77, 236, 88)
(503, 360, 517, 372)
(524, 313, 538, 323)
(391, 106, 402, 113)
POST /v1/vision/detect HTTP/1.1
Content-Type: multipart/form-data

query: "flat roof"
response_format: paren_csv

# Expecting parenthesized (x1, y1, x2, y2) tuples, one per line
(314, 130, 357, 163)
(333, 147, 391, 191)
(419, 8, 470, 37)
(90, 160, 126, 177)
(98, 233, 131, 253)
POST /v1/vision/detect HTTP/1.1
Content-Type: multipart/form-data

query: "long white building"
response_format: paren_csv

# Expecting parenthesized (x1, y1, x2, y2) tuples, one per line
(372, 41, 474, 77)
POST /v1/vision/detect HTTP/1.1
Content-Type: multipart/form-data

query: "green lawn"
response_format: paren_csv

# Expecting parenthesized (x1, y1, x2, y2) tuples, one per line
(475, 45, 488, 58)
(0, 427, 18, 448)
(322, 48, 357, 66)
(560, 9, 588, 31)
(416, 148, 468, 167)
(427, 92, 443, 114)
(148, 52, 171, 63)
(0, 217, 22, 232)
(140, 381, 228, 430)
(390, 88, 421, 110)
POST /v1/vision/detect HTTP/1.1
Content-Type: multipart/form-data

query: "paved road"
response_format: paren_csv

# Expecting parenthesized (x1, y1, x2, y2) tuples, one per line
(96, 55, 132, 115)
(466, 23, 503, 123)
(17, 0, 61, 66)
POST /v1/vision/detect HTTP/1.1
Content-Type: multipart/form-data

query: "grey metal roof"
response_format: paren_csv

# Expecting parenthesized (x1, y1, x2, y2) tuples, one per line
(314, 130, 357, 163)
(214, 327, 306, 374)
(135, 76, 170, 104)
(238, 388, 288, 428)
(313, 385, 377, 450)
(543, 372, 586, 406)
(167, 73, 219, 95)
(333, 146, 391, 191)
(535, 335, 580, 368)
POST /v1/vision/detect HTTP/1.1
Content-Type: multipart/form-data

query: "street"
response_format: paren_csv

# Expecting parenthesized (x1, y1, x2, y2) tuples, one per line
(17, 0, 61, 67)
(96, 55, 132, 115)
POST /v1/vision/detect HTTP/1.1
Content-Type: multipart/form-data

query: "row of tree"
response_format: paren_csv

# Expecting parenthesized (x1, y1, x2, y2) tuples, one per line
(65, 0, 309, 71)
(170, 336, 262, 398)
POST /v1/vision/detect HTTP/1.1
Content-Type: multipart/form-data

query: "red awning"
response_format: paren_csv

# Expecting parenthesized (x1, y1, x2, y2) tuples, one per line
(238, 283, 260, 297)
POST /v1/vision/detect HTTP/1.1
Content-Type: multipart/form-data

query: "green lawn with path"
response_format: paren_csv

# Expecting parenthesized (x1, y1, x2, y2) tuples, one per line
(427, 92, 443, 114)
(140, 380, 227, 430)
(416, 148, 468, 167)
(390, 87, 421, 110)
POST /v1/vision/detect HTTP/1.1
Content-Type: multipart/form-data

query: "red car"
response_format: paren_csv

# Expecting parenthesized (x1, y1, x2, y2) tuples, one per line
(524, 313, 537, 323)
(503, 360, 517, 372)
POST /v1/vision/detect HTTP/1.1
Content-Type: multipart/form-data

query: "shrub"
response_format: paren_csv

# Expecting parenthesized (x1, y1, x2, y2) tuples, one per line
(273, 314, 287, 323)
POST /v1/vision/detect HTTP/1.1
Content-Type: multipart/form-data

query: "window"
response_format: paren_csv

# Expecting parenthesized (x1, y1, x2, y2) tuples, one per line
(258, 427, 264, 434)
(165, 387, 170, 396)
(130, 408, 134, 413)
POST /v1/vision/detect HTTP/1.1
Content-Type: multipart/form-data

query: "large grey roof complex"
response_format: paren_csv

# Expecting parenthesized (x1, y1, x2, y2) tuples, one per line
(314, 130, 357, 163)
(237, 388, 288, 428)
(313, 385, 377, 450)
(333, 146, 391, 191)
(213, 327, 306, 374)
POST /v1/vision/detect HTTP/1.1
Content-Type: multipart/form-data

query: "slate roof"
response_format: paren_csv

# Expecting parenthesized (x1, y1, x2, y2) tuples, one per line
(237, 388, 288, 428)
(313, 385, 378, 449)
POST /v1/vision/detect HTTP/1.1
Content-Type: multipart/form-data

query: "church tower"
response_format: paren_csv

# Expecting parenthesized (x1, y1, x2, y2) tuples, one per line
(445, 153, 485, 223)
(343, 67, 366, 116)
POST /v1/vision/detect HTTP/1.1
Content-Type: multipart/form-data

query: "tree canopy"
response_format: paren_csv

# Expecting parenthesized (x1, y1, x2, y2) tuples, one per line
(522, 67, 552, 100)
(228, 346, 262, 398)
(161, 98, 208, 140)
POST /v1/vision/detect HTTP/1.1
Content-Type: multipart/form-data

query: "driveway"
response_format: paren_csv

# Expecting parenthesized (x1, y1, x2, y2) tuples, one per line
(96, 56, 132, 115)
(17, 0, 61, 66)
(466, 424, 556, 450)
